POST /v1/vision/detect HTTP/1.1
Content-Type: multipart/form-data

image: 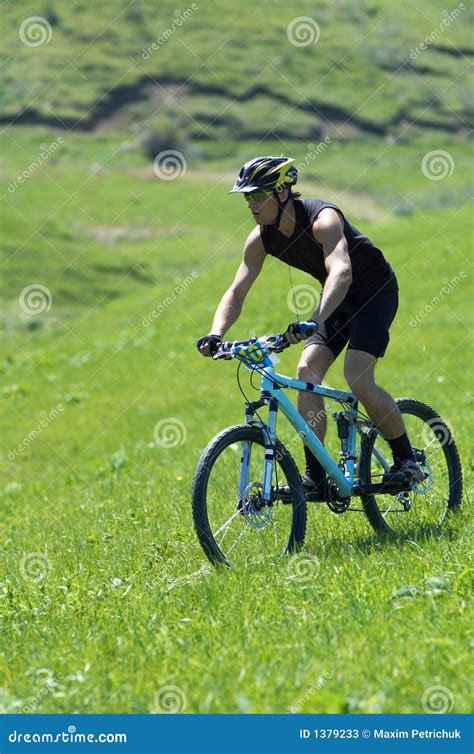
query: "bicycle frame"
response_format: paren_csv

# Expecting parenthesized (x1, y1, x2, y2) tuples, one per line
(195, 330, 460, 565)
(238, 360, 359, 502)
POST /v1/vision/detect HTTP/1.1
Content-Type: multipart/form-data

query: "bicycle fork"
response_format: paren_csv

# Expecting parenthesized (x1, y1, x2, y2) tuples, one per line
(239, 398, 278, 504)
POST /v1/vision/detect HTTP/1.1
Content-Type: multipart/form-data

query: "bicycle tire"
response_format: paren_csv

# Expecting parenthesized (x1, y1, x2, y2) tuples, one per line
(359, 398, 463, 535)
(192, 424, 307, 566)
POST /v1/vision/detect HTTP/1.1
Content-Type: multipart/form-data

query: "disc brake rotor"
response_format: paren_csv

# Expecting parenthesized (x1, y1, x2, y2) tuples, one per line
(240, 483, 273, 529)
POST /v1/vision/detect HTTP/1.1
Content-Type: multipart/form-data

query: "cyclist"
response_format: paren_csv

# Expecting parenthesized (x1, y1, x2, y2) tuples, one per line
(197, 156, 424, 495)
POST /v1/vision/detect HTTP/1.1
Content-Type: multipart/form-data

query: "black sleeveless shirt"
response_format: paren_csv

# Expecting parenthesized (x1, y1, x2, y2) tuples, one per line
(260, 198, 394, 297)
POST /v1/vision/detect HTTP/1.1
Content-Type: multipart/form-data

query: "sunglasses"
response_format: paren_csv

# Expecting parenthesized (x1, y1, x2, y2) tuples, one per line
(244, 190, 273, 203)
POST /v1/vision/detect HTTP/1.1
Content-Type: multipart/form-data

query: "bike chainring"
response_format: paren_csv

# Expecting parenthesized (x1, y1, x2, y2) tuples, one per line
(325, 481, 350, 514)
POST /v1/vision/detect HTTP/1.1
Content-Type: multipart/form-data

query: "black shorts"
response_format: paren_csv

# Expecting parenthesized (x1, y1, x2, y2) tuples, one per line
(304, 276, 399, 359)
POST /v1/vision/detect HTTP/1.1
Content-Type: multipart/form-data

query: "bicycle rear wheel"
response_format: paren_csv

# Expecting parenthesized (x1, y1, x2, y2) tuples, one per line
(359, 398, 463, 535)
(192, 424, 306, 566)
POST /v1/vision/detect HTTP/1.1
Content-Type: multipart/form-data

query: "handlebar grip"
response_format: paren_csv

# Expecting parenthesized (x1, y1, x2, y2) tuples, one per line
(298, 321, 319, 337)
(197, 334, 223, 356)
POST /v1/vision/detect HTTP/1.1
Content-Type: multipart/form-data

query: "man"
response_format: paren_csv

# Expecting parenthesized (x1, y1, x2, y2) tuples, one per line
(197, 156, 423, 495)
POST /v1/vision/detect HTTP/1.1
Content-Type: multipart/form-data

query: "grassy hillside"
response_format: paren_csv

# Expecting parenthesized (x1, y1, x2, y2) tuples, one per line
(2, 0, 473, 142)
(0, 128, 471, 332)
(0, 126, 472, 713)
(0, 0, 472, 718)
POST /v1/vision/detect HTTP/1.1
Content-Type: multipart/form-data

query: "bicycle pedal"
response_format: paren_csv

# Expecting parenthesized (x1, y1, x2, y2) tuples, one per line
(272, 486, 292, 504)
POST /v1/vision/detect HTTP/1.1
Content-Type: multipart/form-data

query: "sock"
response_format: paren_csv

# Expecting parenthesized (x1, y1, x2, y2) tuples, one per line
(304, 445, 327, 484)
(388, 432, 416, 467)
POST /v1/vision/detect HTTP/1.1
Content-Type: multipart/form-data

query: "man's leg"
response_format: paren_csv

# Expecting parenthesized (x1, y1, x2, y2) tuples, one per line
(343, 350, 422, 479)
(343, 350, 404, 437)
(297, 344, 335, 484)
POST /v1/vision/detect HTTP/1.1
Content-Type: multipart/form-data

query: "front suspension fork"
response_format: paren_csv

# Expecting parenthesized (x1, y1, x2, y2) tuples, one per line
(240, 398, 278, 503)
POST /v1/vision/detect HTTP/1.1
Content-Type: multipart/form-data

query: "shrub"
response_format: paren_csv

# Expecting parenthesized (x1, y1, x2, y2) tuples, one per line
(139, 111, 188, 160)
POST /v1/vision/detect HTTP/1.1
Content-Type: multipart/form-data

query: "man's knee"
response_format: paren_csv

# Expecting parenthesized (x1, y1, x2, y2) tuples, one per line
(298, 345, 334, 385)
(297, 357, 325, 384)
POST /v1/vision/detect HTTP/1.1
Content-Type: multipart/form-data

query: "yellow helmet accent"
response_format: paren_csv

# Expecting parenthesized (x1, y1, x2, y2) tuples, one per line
(267, 158, 296, 189)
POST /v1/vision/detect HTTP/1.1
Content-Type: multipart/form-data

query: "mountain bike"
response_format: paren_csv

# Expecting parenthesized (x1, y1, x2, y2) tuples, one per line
(192, 323, 463, 566)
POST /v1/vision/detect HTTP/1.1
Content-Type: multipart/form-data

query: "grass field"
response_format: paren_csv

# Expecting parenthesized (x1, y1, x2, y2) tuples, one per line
(2, 0, 472, 140)
(0, 120, 472, 714)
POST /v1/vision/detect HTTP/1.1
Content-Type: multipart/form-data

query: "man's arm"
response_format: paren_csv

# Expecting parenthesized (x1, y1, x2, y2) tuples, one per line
(286, 208, 352, 344)
(198, 227, 266, 355)
(310, 207, 352, 324)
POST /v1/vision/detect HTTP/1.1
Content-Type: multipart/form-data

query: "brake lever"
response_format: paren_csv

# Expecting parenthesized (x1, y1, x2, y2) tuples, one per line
(265, 333, 291, 353)
(212, 345, 234, 360)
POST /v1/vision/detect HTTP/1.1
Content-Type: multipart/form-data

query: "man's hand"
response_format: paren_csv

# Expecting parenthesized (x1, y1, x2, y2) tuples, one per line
(285, 321, 318, 345)
(197, 334, 223, 357)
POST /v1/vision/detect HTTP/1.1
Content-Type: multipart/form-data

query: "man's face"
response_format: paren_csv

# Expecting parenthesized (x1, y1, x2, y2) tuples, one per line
(245, 190, 280, 225)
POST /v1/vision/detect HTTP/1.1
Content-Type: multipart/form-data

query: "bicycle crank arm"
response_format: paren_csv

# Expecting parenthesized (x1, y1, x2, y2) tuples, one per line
(272, 485, 328, 504)
(353, 480, 412, 497)
(271, 486, 293, 504)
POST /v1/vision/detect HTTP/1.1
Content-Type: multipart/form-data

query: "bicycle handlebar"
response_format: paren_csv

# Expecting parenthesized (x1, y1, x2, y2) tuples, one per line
(212, 321, 318, 361)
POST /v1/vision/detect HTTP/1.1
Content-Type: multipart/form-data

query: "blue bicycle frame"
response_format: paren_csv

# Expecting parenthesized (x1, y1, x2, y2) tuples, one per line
(225, 335, 360, 503)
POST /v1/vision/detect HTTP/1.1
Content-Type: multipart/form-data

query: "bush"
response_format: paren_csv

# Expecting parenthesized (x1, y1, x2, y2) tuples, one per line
(139, 111, 188, 160)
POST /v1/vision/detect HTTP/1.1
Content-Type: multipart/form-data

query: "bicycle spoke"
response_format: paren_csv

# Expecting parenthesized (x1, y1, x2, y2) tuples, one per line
(203, 435, 295, 564)
(223, 527, 247, 557)
(366, 405, 455, 534)
(214, 508, 242, 538)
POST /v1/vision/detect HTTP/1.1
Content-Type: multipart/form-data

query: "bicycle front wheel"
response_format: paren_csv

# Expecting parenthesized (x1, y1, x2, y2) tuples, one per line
(359, 398, 463, 536)
(192, 424, 306, 566)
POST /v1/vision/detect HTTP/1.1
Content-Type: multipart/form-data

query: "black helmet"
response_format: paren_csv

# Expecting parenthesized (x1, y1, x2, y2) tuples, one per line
(229, 156, 298, 194)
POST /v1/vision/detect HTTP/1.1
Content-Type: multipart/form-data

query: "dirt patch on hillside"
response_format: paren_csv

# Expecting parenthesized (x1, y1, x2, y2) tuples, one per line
(76, 223, 183, 244)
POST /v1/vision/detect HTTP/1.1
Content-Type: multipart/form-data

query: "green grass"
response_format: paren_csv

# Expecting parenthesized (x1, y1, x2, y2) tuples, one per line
(0, 126, 473, 714)
(2, 0, 472, 141)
